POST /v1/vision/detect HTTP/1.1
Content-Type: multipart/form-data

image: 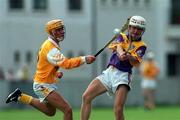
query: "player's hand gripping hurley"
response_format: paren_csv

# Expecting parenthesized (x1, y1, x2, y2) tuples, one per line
(94, 18, 130, 57)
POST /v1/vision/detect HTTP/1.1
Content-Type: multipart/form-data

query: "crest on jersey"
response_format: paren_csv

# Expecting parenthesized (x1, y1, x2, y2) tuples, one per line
(136, 49, 143, 57)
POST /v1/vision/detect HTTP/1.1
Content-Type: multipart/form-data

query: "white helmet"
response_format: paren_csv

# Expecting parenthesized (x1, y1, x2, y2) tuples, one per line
(129, 16, 146, 29)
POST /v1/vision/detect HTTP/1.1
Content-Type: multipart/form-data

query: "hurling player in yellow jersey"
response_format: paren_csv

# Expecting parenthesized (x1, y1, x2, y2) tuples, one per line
(6, 19, 95, 120)
(81, 16, 147, 120)
(140, 52, 160, 110)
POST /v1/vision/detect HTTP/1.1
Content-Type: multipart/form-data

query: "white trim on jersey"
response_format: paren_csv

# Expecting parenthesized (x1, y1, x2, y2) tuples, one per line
(47, 47, 66, 66)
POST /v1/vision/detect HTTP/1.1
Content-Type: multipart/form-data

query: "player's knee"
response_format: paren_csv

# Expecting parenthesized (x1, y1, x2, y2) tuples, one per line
(82, 93, 92, 103)
(63, 106, 72, 115)
(60, 104, 72, 114)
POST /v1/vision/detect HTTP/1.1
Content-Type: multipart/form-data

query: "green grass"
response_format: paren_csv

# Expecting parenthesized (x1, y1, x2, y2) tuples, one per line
(0, 106, 180, 120)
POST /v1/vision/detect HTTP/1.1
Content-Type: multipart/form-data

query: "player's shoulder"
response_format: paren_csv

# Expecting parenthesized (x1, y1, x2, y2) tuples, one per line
(141, 39, 147, 45)
(41, 39, 57, 50)
(119, 33, 127, 39)
(136, 40, 147, 48)
(118, 33, 128, 42)
(41, 39, 50, 47)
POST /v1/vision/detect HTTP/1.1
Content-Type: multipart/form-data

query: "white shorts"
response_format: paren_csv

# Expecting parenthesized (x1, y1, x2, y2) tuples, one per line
(141, 79, 157, 89)
(96, 66, 132, 96)
(33, 82, 58, 102)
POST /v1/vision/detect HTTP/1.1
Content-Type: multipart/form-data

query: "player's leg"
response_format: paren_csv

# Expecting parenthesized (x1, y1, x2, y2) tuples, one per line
(33, 83, 72, 119)
(30, 98, 56, 116)
(17, 89, 72, 119)
(142, 89, 148, 109)
(148, 89, 155, 109)
(81, 78, 107, 120)
(114, 85, 129, 120)
(45, 90, 73, 120)
(6, 88, 56, 116)
(143, 89, 152, 109)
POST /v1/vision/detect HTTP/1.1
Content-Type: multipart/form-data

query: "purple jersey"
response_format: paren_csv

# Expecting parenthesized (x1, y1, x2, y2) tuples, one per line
(108, 33, 147, 73)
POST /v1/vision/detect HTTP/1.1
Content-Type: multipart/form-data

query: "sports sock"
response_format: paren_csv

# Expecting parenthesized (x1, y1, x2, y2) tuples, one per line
(18, 93, 33, 104)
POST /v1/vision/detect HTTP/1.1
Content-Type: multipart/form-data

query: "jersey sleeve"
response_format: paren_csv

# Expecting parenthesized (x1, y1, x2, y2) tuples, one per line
(131, 45, 147, 62)
(108, 34, 124, 51)
(47, 48, 85, 69)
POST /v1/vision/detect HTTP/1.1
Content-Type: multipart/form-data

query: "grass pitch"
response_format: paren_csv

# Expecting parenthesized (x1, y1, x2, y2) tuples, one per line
(0, 106, 180, 120)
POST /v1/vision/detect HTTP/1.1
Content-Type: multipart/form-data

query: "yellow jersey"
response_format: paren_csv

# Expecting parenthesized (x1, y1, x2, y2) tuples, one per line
(34, 38, 85, 84)
(140, 60, 160, 80)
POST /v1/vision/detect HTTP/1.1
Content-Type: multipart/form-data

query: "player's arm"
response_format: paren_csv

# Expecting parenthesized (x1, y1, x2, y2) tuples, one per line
(116, 44, 126, 59)
(126, 53, 140, 66)
(58, 57, 85, 69)
(108, 33, 124, 51)
(109, 33, 127, 59)
(127, 46, 147, 66)
(47, 48, 95, 69)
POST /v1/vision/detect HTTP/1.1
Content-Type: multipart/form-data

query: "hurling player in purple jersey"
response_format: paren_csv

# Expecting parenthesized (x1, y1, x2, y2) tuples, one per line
(81, 16, 147, 120)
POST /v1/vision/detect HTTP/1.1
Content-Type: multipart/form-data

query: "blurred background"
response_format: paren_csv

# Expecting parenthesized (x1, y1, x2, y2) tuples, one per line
(0, 0, 180, 116)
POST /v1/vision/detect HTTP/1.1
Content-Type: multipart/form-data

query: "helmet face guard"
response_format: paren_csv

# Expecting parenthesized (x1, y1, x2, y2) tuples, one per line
(51, 25, 66, 42)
